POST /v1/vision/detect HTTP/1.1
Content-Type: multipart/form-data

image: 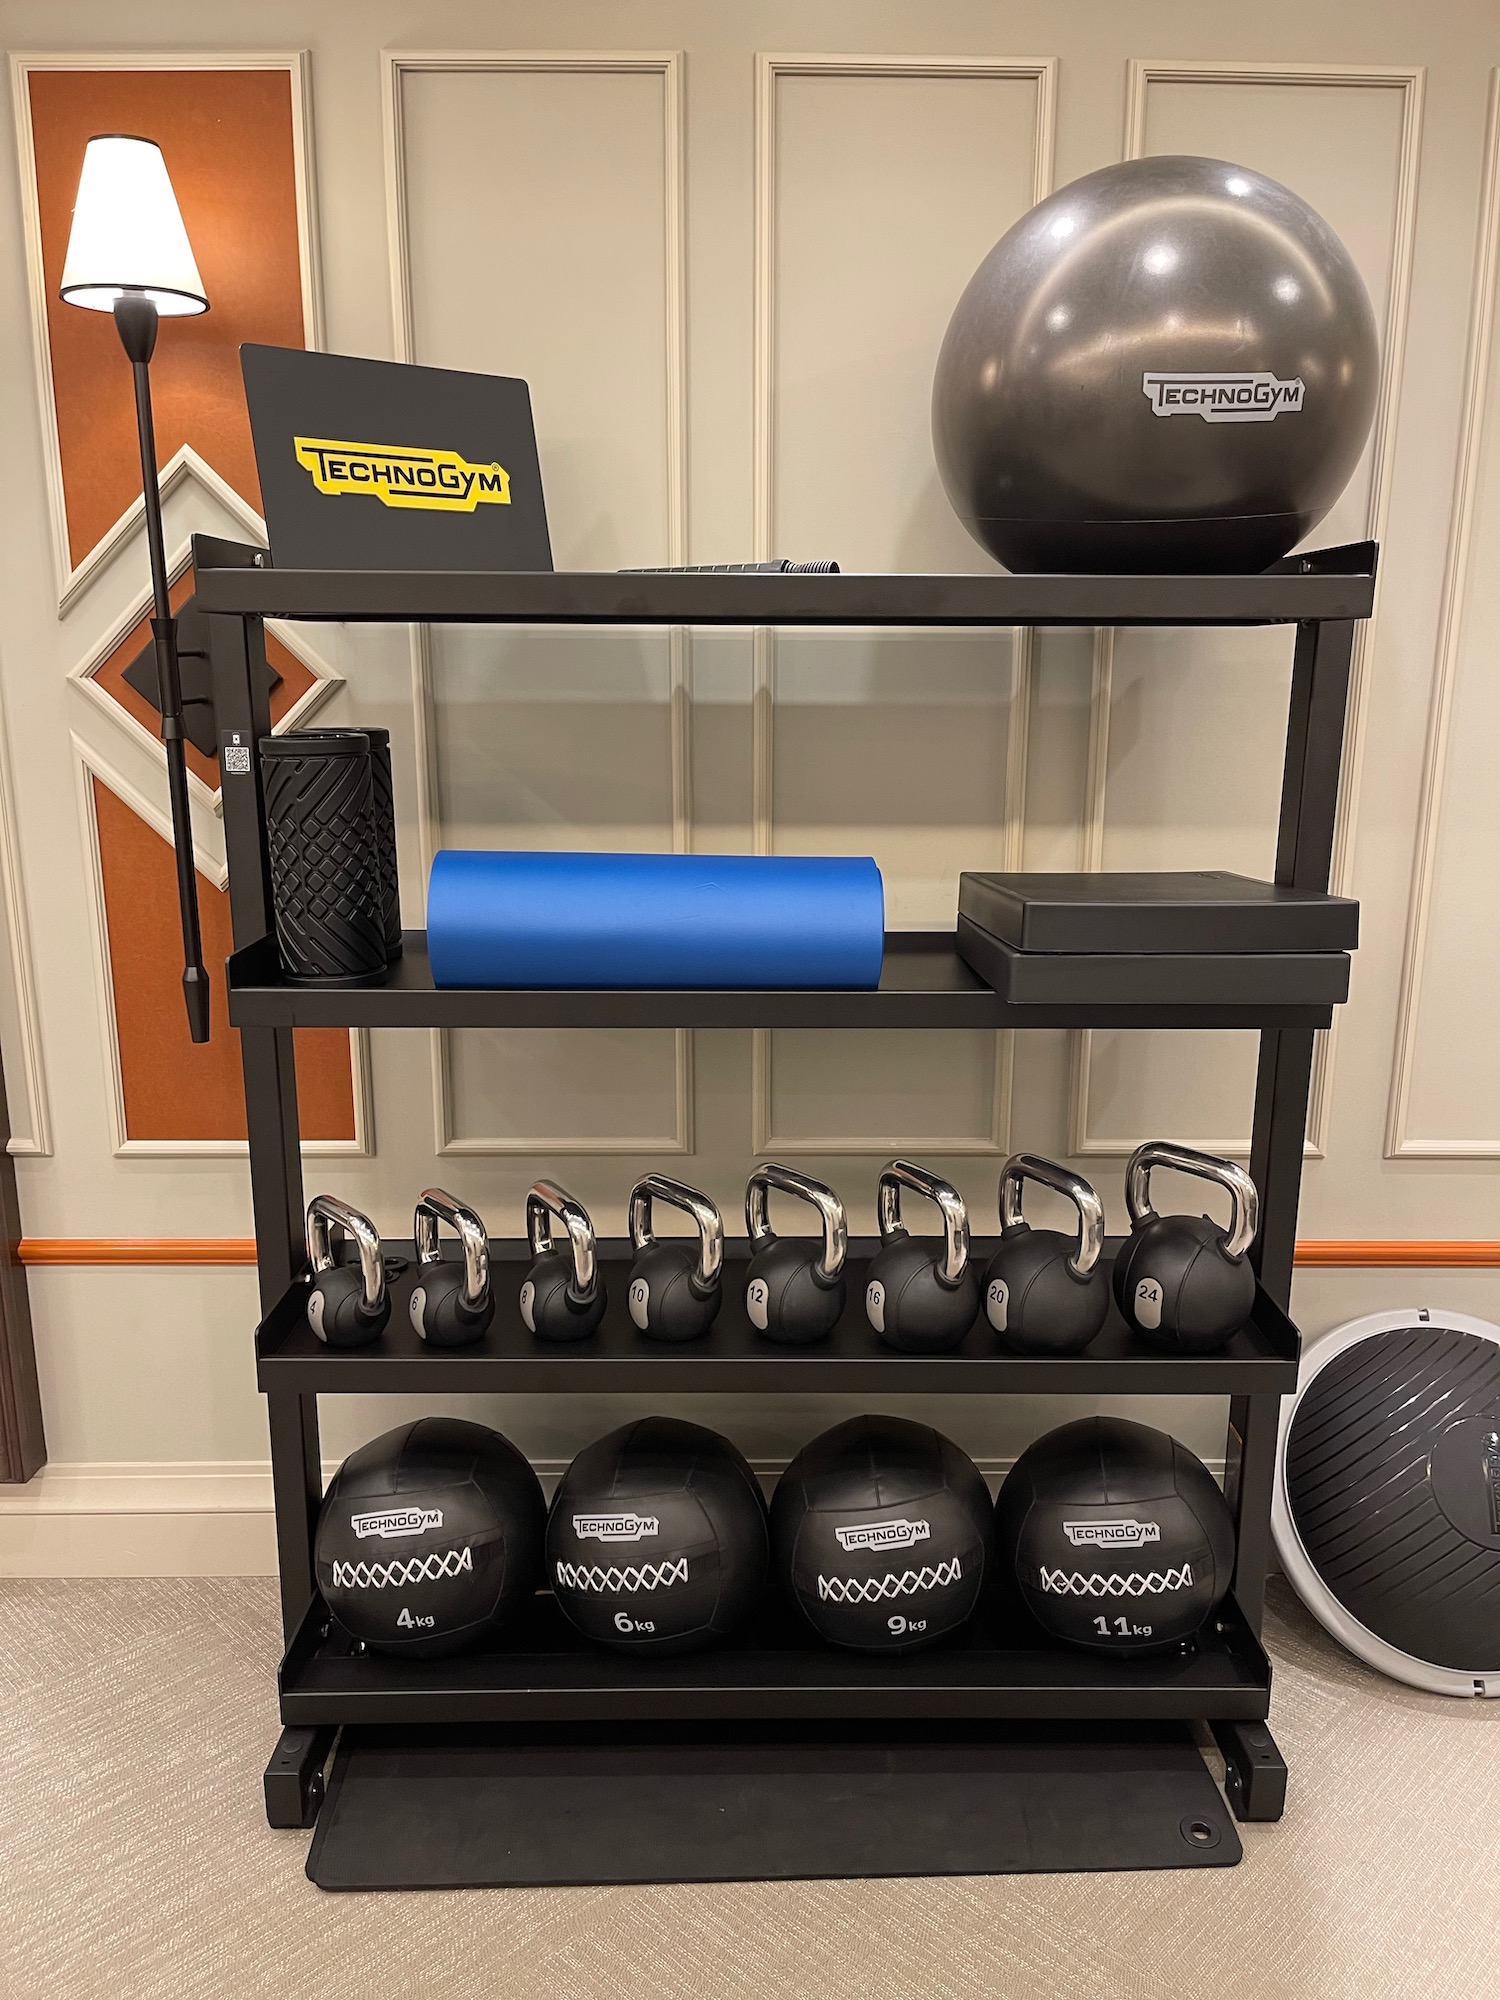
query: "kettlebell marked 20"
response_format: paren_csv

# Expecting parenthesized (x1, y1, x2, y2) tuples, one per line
(1142, 371, 1306, 423)
(292, 436, 512, 511)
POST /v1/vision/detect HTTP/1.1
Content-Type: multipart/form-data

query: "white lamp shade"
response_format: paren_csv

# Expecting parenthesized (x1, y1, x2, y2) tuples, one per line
(60, 135, 208, 315)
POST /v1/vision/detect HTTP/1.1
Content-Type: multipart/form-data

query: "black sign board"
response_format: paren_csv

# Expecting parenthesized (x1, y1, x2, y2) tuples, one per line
(241, 344, 553, 573)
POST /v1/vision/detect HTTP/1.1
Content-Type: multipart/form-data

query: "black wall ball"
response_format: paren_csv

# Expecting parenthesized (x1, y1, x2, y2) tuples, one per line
(995, 1416, 1235, 1655)
(546, 1417, 769, 1656)
(315, 1416, 545, 1659)
(771, 1414, 991, 1655)
(932, 155, 1379, 573)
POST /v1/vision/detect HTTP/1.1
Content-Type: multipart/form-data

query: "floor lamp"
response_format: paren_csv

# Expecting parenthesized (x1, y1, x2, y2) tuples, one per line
(60, 134, 212, 1042)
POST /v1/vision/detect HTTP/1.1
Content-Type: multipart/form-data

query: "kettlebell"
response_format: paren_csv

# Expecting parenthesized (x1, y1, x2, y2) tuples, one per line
(626, 1173, 724, 1342)
(743, 1163, 848, 1345)
(984, 1154, 1109, 1355)
(1114, 1141, 1259, 1354)
(305, 1194, 389, 1347)
(520, 1180, 606, 1342)
(864, 1159, 979, 1353)
(409, 1188, 494, 1348)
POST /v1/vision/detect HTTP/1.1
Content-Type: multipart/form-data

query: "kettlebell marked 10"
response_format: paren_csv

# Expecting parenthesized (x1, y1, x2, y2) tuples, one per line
(1142, 371, 1306, 424)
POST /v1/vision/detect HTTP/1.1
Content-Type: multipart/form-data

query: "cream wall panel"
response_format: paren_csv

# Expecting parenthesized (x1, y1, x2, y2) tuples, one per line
(1388, 74, 1500, 1154)
(758, 59, 1049, 1151)
(391, 56, 689, 1155)
(389, 56, 680, 564)
(1076, 64, 1421, 1157)
(763, 62, 1052, 571)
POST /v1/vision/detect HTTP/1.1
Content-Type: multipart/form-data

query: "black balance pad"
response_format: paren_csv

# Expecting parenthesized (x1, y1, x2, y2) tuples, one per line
(305, 1720, 1241, 1889)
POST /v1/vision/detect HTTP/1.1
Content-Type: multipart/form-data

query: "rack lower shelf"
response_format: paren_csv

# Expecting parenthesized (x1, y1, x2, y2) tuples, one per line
(279, 1592, 1272, 1727)
(227, 930, 1345, 1031)
(257, 1238, 1300, 1396)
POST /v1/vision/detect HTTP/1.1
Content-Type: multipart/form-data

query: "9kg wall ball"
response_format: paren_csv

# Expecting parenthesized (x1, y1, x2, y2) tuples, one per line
(547, 1417, 769, 1657)
(996, 1417, 1234, 1656)
(315, 1417, 545, 1659)
(771, 1415, 991, 1655)
(932, 155, 1379, 573)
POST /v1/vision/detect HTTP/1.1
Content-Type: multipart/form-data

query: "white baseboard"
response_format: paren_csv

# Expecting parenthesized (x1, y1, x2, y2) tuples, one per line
(0, 1454, 1226, 1578)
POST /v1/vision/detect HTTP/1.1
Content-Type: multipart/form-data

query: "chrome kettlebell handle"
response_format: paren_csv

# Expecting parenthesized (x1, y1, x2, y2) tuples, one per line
(745, 1163, 848, 1284)
(306, 1195, 385, 1314)
(877, 1159, 969, 1287)
(526, 1180, 599, 1304)
(413, 1188, 491, 1310)
(628, 1173, 724, 1292)
(1124, 1141, 1258, 1260)
(998, 1154, 1104, 1280)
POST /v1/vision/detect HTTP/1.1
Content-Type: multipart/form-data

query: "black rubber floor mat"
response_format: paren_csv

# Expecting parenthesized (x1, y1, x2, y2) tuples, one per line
(306, 1720, 1241, 1888)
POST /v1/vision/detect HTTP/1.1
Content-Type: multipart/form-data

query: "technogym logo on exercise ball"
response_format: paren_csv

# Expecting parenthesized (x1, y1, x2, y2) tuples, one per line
(1141, 371, 1306, 423)
(292, 435, 513, 512)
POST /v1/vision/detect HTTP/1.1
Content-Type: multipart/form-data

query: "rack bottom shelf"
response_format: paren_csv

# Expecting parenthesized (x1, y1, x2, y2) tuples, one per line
(280, 1591, 1272, 1727)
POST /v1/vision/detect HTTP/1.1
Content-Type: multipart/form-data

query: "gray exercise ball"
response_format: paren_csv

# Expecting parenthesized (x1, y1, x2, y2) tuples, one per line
(931, 156, 1380, 573)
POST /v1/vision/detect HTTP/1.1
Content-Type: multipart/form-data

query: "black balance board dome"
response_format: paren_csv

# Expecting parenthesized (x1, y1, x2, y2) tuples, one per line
(315, 1416, 545, 1659)
(546, 1416, 769, 1657)
(996, 1416, 1235, 1656)
(1279, 1317, 1500, 1685)
(771, 1414, 991, 1655)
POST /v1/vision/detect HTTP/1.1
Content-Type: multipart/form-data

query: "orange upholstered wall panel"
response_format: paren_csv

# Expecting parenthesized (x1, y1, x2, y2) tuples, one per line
(27, 65, 306, 565)
(92, 777, 354, 1144)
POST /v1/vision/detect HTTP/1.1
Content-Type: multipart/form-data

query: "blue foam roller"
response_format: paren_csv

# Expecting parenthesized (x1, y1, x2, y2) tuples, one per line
(426, 850, 885, 989)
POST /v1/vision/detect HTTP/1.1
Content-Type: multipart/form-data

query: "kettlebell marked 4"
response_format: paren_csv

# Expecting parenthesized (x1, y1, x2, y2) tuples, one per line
(1142, 371, 1306, 423)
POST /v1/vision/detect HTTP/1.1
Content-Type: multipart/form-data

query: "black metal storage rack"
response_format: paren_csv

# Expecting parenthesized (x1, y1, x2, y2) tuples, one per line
(197, 534, 1375, 1836)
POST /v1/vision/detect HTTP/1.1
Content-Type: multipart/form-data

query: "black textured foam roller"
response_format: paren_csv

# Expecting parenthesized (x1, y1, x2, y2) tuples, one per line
(300, 727, 402, 961)
(261, 732, 387, 985)
(1285, 1325, 1500, 1673)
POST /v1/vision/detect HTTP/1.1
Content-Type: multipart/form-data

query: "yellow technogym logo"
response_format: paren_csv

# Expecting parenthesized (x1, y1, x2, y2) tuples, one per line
(292, 437, 512, 512)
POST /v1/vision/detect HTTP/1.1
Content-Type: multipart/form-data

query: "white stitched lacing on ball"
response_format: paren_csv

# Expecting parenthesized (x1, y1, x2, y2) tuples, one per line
(1039, 1563, 1194, 1597)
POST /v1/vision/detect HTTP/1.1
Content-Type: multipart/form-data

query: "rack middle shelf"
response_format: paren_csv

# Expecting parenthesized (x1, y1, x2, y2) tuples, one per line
(257, 1236, 1299, 1397)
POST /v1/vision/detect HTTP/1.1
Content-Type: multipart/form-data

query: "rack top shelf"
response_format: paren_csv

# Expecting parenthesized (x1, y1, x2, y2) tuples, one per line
(192, 538, 1378, 628)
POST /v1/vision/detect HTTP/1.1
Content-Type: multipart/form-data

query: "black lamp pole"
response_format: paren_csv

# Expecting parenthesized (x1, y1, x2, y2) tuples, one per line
(112, 291, 210, 1045)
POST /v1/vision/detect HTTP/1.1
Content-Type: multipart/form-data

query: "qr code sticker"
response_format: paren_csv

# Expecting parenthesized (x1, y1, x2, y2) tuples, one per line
(223, 743, 251, 776)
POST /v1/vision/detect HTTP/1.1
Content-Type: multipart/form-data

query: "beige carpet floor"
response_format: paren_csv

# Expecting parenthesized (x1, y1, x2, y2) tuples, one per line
(0, 1575, 1495, 2000)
